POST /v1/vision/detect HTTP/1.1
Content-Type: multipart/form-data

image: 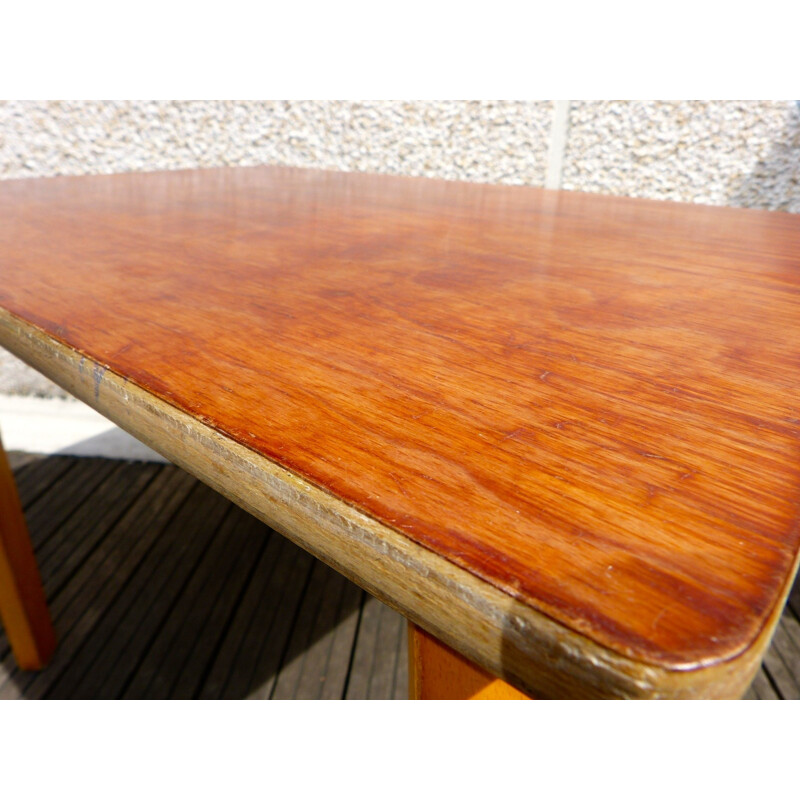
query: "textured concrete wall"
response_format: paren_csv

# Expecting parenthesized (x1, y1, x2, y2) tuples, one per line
(562, 101, 800, 212)
(0, 101, 552, 185)
(1, 99, 798, 398)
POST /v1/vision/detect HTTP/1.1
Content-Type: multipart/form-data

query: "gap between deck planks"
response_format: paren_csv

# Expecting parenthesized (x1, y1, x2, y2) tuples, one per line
(0, 453, 407, 700)
(2, 453, 797, 700)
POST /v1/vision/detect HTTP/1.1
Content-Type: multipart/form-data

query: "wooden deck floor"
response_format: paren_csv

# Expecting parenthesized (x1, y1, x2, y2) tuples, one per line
(2, 453, 799, 700)
(1, 454, 406, 699)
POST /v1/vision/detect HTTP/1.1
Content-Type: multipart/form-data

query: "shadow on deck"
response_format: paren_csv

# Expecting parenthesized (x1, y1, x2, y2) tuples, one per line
(2, 453, 799, 699)
(0, 454, 406, 699)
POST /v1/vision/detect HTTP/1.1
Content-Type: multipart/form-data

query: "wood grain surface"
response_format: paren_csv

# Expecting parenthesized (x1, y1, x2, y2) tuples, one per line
(2, 166, 800, 691)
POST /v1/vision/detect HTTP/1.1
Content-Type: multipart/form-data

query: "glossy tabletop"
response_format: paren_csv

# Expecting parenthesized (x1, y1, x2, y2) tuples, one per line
(2, 166, 800, 697)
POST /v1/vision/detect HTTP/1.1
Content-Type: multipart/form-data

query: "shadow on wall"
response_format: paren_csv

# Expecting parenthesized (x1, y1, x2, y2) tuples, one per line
(729, 102, 800, 213)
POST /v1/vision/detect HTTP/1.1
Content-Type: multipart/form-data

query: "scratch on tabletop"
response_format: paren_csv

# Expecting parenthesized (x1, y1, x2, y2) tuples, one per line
(92, 364, 108, 400)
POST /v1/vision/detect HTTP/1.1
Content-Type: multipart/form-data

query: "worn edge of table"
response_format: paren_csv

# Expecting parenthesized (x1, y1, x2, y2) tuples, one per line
(2, 306, 790, 699)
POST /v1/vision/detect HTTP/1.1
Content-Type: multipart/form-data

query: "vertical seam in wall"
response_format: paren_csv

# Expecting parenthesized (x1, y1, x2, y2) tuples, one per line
(545, 100, 571, 190)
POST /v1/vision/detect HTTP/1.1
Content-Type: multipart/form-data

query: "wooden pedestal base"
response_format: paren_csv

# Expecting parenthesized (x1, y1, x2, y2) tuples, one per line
(408, 622, 531, 699)
(0, 434, 56, 669)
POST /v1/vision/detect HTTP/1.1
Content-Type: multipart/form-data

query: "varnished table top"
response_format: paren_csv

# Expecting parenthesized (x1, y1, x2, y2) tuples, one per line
(2, 166, 799, 698)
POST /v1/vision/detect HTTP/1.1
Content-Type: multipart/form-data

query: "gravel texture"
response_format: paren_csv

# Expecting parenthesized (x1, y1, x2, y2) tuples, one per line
(1, 100, 797, 399)
(0, 100, 552, 185)
(562, 100, 800, 211)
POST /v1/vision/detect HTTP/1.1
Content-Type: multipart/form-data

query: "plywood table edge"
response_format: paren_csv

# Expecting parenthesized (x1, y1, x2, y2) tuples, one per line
(0, 307, 779, 699)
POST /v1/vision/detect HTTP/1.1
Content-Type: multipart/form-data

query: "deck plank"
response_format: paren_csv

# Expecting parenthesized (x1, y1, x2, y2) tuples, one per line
(368, 600, 406, 701)
(764, 618, 800, 700)
(242, 545, 316, 700)
(393, 622, 409, 700)
(124, 505, 269, 699)
(33, 472, 209, 697)
(169, 510, 272, 699)
(36, 461, 158, 594)
(15, 455, 74, 509)
(23, 457, 110, 551)
(761, 636, 800, 700)
(316, 578, 363, 700)
(789, 579, 800, 623)
(270, 559, 335, 700)
(197, 532, 288, 699)
(80, 483, 230, 699)
(272, 562, 362, 700)
(780, 607, 800, 660)
(0, 461, 160, 690)
(6, 451, 45, 472)
(201, 534, 315, 699)
(748, 666, 779, 700)
(346, 595, 406, 700)
(11, 466, 197, 699)
(3, 454, 799, 699)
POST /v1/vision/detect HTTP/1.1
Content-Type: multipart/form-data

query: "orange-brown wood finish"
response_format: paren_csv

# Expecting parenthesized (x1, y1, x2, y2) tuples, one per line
(409, 623, 531, 699)
(0, 433, 56, 669)
(2, 166, 800, 694)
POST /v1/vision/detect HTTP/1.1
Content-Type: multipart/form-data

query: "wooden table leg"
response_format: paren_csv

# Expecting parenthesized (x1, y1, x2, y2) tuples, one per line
(408, 622, 532, 699)
(0, 433, 56, 669)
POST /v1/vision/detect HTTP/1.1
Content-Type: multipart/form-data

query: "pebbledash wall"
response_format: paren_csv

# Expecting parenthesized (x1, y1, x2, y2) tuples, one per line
(1, 100, 798, 397)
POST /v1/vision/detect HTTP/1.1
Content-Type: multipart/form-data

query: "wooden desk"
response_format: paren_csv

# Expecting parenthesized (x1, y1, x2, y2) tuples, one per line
(1, 166, 799, 698)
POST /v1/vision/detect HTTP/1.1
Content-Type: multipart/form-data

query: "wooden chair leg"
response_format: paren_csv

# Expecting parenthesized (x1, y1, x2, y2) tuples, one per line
(408, 622, 532, 699)
(0, 433, 56, 670)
